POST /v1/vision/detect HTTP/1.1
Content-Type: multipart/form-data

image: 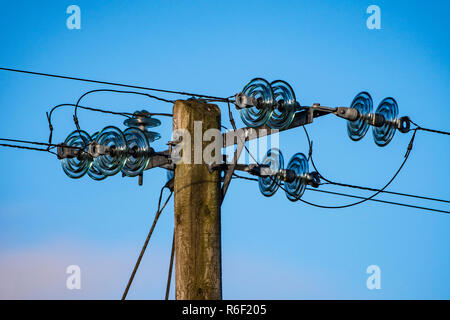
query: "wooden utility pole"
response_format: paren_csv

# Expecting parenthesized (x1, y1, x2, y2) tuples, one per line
(173, 99, 222, 300)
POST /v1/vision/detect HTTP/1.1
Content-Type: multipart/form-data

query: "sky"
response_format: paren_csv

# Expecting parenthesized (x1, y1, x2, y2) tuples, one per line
(0, 0, 449, 299)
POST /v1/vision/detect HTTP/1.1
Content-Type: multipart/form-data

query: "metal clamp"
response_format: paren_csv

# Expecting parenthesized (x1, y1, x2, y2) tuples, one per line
(235, 93, 258, 110)
(57, 144, 80, 160)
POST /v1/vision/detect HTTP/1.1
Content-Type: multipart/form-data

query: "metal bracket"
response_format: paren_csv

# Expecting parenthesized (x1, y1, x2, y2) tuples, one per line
(88, 141, 109, 158)
(220, 141, 245, 204)
(57, 144, 80, 160)
(234, 93, 257, 110)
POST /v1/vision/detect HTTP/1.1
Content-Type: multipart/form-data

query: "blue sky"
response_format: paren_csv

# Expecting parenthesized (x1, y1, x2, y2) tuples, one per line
(0, 0, 449, 299)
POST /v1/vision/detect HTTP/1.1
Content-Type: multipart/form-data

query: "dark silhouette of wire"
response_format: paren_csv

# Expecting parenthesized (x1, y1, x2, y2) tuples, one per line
(302, 126, 418, 209)
(46, 102, 172, 148)
(72, 89, 176, 146)
(0, 137, 76, 149)
(410, 119, 450, 136)
(0, 137, 83, 156)
(73, 89, 174, 127)
(305, 188, 450, 214)
(0, 67, 232, 102)
(227, 101, 260, 165)
(122, 185, 173, 300)
(46, 103, 130, 148)
(232, 174, 450, 214)
(0, 143, 57, 155)
(319, 180, 449, 204)
(165, 229, 175, 300)
(232, 173, 257, 181)
(301, 126, 448, 203)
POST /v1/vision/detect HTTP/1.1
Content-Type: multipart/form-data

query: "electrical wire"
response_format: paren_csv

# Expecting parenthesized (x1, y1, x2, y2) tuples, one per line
(121, 185, 173, 300)
(165, 229, 175, 300)
(231, 173, 450, 215)
(227, 111, 446, 211)
(0, 143, 57, 155)
(46, 102, 172, 148)
(0, 137, 77, 149)
(302, 126, 448, 203)
(225, 103, 446, 211)
(73, 88, 175, 132)
(0, 137, 83, 156)
(46, 103, 130, 148)
(318, 180, 450, 204)
(0, 67, 233, 102)
(301, 126, 418, 209)
(306, 188, 450, 214)
(410, 119, 450, 136)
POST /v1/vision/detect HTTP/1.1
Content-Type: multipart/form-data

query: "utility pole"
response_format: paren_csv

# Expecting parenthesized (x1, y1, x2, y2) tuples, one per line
(173, 99, 222, 300)
(169, 101, 329, 300)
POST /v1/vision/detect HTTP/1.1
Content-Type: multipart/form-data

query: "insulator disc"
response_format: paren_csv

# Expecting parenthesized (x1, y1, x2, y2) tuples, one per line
(87, 132, 107, 181)
(144, 131, 161, 142)
(284, 152, 309, 202)
(347, 92, 373, 141)
(267, 80, 297, 129)
(373, 97, 398, 147)
(258, 148, 284, 197)
(94, 126, 127, 176)
(122, 127, 151, 177)
(61, 130, 92, 179)
(123, 110, 161, 128)
(239, 78, 274, 128)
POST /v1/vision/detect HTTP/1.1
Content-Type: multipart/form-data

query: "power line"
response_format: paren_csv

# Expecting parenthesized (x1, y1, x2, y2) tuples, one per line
(46, 101, 172, 147)
(320, 181, 450, 204)
(232, 174, 450, 214)
(306, 188, 450, 214)
(0, 137, 82, 156)
(0, 137, 76, 149)
(165, 229, 175, 300)
(72, 89, 175, 139)
(232, 119, 418, 210)
(303, 126, 418, 209)
(121, 185, 173, 300)
(0, 67, 232, 102)
(0, 143, 56, 155)
(410, 119, 450, 136)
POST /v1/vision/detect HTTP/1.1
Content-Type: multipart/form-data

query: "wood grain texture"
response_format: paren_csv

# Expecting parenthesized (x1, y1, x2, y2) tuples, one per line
(173, 100, 222, 300)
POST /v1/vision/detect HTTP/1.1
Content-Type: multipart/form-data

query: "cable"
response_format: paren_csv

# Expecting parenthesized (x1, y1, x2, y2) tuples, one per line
(0, 67, 232, 102)
(46, 102, 172, 148)
(229, 108, 420, 210)
(72, 88, 174, 127)
(121, 185, 173, 300)
(317, 180, 450, 204)
(227, 101, 260, 165)
(0, 137, 78, 149)
(233, 172, 450, 205)
(73, 89, 176, 145)
(302, 126, 417, 209)
(232, 174, 450, 214)
(46, 103, 130, 148)
(410, 119, 450, 136)
(0, 137, 83, 156)
(301, 126, 447, 203)
(0, 143, 57, 155)
(165, 229, 175, 300)
(306, 188, 450, 214)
